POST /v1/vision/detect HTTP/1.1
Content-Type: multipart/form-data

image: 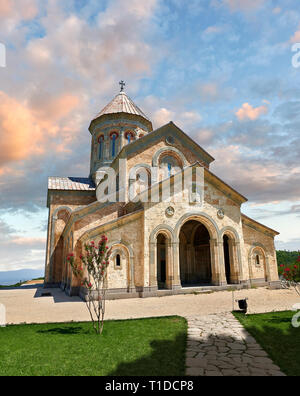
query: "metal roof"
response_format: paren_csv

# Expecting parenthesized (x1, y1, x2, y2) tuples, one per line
(48, 177, 96, 191)
(94, 91, 151, 121)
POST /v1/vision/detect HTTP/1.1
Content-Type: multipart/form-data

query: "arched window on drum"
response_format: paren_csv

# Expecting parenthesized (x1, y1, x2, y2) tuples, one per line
(110, 132, 119, 158)
(125, 131, 135, 145)
(98, 135, 104, 160)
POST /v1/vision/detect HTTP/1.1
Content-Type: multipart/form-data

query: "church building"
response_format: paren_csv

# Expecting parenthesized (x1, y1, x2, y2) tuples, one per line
(44, 84, 280, 300)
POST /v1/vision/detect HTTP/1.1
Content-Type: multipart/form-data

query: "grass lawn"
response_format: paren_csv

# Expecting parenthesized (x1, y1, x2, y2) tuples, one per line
(0, 316, 187, 376)
(234, 311, 300, 377)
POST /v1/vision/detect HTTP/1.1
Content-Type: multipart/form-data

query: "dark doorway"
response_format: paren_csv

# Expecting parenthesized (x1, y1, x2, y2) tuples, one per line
(157, 234, 167, 289)
(179, 220, 212, 286)
(223, 235, 231, 284)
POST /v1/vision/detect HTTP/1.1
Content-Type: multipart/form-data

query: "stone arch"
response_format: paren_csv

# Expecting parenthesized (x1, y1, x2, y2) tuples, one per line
(248, 243, 269, 282)
(124, 129, 136, 143)
(220, 226, 240, 242)
(149, 224, 175, 244)
(149, 225, 175, 290)
(49, 206, 72, 284)
(220, 226, 242, 284)
(129, 163, 152, 198)
(152, 147, 188, 168)
(109, 240, 135, 290)
(174, 212, 220, 243)
(174, 213, 226, 286)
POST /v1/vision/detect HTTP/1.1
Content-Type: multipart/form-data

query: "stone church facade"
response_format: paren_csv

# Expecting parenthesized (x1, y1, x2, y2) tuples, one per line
(44, 88, 280, 300)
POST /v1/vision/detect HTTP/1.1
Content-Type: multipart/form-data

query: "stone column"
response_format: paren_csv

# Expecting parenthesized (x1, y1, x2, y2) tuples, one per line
(230, 241, 241, 284)
(165, 241, 173, 290)
(218, 241, 227, 286)
(149, 241, 158, 290)
(172, 242, 182, 290)
(210, 239, 227, 286)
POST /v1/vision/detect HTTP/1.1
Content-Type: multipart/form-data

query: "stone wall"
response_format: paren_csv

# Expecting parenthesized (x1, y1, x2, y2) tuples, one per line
(242, 221, 279, 284)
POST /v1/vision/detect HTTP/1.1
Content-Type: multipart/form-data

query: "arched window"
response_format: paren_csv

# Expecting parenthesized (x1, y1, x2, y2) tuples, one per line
(160, 154, 181, 178)
(125, 131, 135, 144)
(255, 254, 260, 266)
(110, 132, 119, 158)
(116, 254, 121, 267)
(98, 135, 104, 160)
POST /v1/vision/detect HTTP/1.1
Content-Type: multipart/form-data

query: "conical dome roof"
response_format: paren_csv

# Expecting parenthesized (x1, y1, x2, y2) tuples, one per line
(94, 91, 151, 121)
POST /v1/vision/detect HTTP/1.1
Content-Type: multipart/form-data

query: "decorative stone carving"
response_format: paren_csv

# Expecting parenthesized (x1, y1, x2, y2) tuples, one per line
(217, 209, 225, 219)
(165, 206, 175, 217)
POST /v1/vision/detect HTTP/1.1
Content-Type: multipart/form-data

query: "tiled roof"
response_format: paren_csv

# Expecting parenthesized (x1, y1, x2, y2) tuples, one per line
(94, 91, 151, 121)
(48, 177, 96, 191)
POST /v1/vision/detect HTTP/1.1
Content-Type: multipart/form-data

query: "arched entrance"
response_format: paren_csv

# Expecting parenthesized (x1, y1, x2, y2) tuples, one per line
(179, 220, 212, 286)
(223, 235, 231, 284)
(157, 234, 167, 289)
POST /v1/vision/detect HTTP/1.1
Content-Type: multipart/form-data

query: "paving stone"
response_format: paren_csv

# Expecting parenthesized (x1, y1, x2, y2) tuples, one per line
(185, 313, 285, 378)
(186, 358, 208, 368)
(186, 367, 204, 376)
(221, 369, 240, 376)
(205, 371, 223, 376)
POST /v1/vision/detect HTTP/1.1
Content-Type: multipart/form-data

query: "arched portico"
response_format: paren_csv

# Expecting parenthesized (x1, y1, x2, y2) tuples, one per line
(49, 206, 72, 284)
(179, 221, 212, 285)
(149, 225, 176, 290)
(174, 213, 227, 286)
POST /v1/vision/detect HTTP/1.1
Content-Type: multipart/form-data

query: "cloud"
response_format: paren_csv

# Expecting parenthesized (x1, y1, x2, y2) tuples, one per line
(0, 0, 38, 20)
(272, 7, 281, 15)
(290, 26, 300, 43)
(209, 143, 300, 204)
(153, 108, 175, 126)
(202, 25, 224, 39)
(222, 0, 265, 12)
(0, 91, 81, 168)
(236, 102, 269, 121)
(276, 238, 300, 251)
(0, 219, 46, 271)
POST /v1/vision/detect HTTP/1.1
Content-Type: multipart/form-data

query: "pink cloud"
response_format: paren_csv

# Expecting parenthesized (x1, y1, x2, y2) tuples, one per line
(0, 91, 80, 168)
(223, 0, 265, 12)
(0, 0, 38, 20)
(290, 26, 300, 43)
(236, 102, 268, 121)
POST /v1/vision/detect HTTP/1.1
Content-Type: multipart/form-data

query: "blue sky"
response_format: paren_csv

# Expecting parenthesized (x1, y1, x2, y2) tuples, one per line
(0, 0, 300, 272)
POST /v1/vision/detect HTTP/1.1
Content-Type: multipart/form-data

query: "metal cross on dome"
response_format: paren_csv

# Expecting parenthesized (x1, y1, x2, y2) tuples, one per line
(119, 80, 126, 92)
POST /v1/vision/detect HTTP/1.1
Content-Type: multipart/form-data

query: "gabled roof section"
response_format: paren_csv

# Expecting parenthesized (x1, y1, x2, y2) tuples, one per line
(112, 121, 215, 167)
(242, 214, 280, 237)
(133, 162, 248, 206)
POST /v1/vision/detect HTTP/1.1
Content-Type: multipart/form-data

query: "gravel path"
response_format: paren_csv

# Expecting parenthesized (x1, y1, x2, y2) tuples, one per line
(0, 286, 299, 325)
(185, 313, 285, 376)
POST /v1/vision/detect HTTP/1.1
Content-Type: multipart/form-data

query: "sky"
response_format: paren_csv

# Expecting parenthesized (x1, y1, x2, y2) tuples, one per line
(0, 0, 300, 272)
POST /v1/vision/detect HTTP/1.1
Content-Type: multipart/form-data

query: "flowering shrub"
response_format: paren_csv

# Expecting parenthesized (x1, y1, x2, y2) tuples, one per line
(279, 254, 300, 297)
(68, 235, 111, 335)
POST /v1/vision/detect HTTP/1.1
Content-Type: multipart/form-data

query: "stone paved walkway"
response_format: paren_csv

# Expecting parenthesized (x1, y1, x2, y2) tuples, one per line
(185, 313, 285, 377)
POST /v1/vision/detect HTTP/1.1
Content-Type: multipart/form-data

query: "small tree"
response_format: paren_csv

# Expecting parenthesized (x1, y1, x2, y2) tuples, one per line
(68, 235, 111, 335)
(280, 254, 300, 297)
